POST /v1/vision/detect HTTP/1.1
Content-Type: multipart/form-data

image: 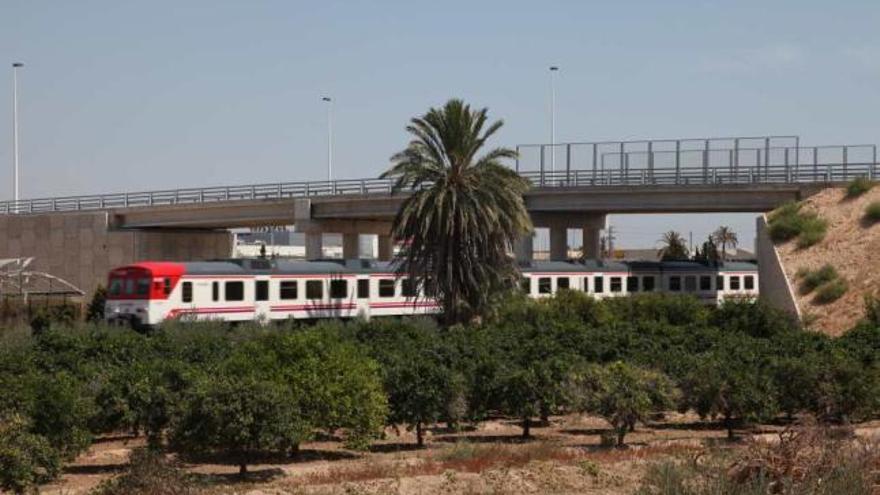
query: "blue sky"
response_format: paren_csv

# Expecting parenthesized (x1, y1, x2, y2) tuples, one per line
(2, 1, 879, 249)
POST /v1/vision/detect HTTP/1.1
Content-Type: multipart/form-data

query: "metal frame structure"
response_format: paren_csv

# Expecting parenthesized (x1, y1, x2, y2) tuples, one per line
(0, 135, 876, 215)
(0, 258, 85, 302)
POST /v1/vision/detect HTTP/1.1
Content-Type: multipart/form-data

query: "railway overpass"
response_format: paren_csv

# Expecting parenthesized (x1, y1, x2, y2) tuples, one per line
(0, 135, 875, 295)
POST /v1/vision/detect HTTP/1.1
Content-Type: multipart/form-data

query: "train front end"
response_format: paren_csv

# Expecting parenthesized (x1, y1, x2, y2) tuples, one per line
(105, 262, 183, 328)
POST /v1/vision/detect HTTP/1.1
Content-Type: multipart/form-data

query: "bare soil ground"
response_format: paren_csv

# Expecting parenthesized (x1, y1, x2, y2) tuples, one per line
(38, 415, 880, 495)
(776, 186, 880, 335)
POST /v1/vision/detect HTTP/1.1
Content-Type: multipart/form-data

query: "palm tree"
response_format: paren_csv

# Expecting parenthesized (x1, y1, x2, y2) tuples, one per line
(657, 231, 689, 261)
(711, 226, 738, 261)
(382, 99, 532, 324)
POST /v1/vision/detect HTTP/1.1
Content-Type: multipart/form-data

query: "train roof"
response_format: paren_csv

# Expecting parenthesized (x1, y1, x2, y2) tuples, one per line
(197, 258, 755, 275)
(117, 258, 757, 277)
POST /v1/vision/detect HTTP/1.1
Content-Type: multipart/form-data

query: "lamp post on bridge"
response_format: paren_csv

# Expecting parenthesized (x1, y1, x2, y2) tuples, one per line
(322, 96, 333, 182)
(549, 66, 559, 174)
(12, 62, 23, 206)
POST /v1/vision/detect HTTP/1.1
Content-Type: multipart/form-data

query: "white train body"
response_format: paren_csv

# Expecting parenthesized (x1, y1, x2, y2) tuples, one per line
(104, 258, 759, 327)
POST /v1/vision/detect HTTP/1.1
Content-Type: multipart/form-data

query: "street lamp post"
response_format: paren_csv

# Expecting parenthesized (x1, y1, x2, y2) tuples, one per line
(549, 66, 559, 174)
(12, 62, 23, 205)
(321, 96, 333, 182)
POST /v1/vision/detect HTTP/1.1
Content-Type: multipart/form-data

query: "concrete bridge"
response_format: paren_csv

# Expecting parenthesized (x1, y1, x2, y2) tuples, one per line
(0, 135, 876, 296)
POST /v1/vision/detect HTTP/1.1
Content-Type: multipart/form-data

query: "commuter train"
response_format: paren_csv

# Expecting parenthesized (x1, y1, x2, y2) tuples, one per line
(104, 258, 759, 327)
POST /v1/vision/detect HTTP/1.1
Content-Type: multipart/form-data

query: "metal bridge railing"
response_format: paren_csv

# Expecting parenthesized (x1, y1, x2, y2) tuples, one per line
(0, 136, 876, 215)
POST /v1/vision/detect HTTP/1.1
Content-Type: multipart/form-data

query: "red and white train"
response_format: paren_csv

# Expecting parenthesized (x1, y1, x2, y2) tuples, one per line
(104, 258, 759, 328)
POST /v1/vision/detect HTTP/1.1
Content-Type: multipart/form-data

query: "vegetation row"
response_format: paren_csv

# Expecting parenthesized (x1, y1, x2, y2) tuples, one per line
(2, 292, 880, 493)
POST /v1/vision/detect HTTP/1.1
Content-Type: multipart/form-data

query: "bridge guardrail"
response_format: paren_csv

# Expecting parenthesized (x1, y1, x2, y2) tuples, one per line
(1, 137, 877, 215)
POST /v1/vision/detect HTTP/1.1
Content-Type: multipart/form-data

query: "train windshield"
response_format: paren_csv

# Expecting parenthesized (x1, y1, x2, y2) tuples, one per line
(108, 278, 124, 296)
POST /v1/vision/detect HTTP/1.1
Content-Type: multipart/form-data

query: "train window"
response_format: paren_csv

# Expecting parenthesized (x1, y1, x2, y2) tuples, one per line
(164, 278, 172, 295)
(642, 276, 655, 292)
(594, 276, 604, 293)
(520, 277, 531, 294)
(379, 279, 396, 298)
(582, 277, 590, 293)
(212, 282, 219, 302)
(626, 276, 639, 292)
(610, 277, 622, 293)
(108, 278, 123, 296)
(357, 279, 370, 299)
(557, 277, 570, 291)
(280, 281, 298, 300)
(538, 277, 552, 294)
(744, 275, 755, 290)
(225, 281, 244, 301)
(182, 282, 193, 303)
(330, 280, 348, 299)
(684, 276, 697, 292)
(256, 280, 269, 301)
(730, 276, 741, 290)
(669, 276, 681, 291)
(401, 278, 417, 298)
(700, 276, 712, 291)
(306, 280, 324, 300)
(125, 279, 135, 295)
(136, 278, 151, 296)
(716, 276, 725, 291)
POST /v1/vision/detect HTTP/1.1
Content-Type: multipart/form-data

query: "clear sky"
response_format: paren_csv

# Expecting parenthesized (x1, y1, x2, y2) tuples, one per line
(2, 1, 878, 250)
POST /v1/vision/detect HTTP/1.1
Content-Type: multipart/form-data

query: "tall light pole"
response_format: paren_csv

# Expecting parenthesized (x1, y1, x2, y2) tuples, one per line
(549, 66, 559, 173)
(321, 96, 333, 182)
(12, 62, 23, 204)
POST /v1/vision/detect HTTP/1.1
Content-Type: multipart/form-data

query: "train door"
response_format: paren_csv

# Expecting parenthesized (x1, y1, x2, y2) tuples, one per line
(254, 277, 271, 322)
(355, 277, 371, 318)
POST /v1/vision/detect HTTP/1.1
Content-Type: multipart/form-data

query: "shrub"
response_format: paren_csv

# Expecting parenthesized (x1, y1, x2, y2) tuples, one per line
(767, 202, 827, 247)
(86, 286, 107, 323)
(865, 201, 880, 224)
(846, 176, 874, 198)
(814, 279, 848, 305)
(91, 448, 195, 495)
(799, 264, 839, 295)
(796, 216, 828, 248)
(0, 415, 61, 495)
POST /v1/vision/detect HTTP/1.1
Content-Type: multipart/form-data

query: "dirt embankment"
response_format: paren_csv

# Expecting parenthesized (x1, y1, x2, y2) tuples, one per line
(775, 186, 880, 335)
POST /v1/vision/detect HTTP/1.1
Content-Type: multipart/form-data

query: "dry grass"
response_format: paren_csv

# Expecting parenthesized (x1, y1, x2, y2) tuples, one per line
(776, 186, 880, 335)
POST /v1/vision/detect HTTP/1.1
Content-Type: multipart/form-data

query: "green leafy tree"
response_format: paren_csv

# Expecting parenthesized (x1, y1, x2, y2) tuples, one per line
(0, 414, 61, 495)
(680, 334, 778, 440)
(568, 362, 677, 447)
(809, 348, 880, 423)
(657, 231, 689, 261)
(711, 226, 738, 260)
(253, 326, 388, 450)
(354, 319, 451, 446)
(25, 372, 93, 460)
(382, 99, 532, 324)
(487, 311, 584, 438)
(169, 372, 310, 475)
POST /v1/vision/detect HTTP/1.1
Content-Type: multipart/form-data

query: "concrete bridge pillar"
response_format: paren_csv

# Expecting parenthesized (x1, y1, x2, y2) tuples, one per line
(582, 226, 601, 259)
(377, 235, 393, 261)
(343, 233, 360, 259)
(549, 226, 568, 261)
(305, 233, 323, 260)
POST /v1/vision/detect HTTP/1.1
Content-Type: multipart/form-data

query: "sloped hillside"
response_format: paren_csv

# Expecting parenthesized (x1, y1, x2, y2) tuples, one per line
(775, 185, 880, 335)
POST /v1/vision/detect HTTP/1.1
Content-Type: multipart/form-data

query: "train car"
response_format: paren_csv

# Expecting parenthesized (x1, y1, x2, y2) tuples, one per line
(104, 258, 758, 328)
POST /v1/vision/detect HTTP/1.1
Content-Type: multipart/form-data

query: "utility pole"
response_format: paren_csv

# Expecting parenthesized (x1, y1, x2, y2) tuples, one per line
(12, 62, 23, 205)
(321, 96, 333, 182)
(549, 66, 559, 174)
(606, 225, 616, 258)
(688, 231, 693, 256)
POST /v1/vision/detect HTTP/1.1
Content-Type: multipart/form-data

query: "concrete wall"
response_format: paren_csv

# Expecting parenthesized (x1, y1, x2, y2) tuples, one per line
(755, 215, 801, 318)
(0, 212, 232, 298)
